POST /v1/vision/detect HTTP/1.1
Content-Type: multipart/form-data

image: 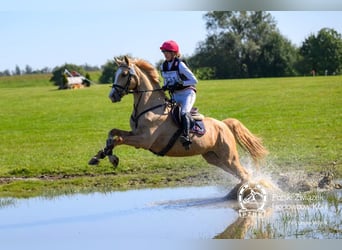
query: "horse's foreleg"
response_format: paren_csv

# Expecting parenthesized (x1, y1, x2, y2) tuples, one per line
(88, 128, 131, 167)
(105, 129, 134, 167)
(88, 137, 120, 167)
(106, 128, 134, 153)
(88, 149, 107, 165)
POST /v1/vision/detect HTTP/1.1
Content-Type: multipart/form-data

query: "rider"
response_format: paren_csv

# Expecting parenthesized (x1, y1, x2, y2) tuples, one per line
(159, 40, 198, 150)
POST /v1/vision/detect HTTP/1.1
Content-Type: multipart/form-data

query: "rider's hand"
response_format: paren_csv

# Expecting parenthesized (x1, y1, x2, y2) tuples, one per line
(174, 82, 183, 88)
(163, 82, 183, 92)
(163, 84, 175, 92)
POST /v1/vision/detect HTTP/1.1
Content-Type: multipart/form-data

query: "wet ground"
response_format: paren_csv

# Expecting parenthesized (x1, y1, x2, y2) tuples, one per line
(0, 183, 341, 247)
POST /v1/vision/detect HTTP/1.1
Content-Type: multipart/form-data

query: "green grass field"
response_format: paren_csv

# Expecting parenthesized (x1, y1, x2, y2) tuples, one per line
(0, 74, 341, 197)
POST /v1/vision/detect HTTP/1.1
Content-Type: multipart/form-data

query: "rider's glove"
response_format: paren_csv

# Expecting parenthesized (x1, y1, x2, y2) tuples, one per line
(163, 81, 183, 92)
(174, 82, 183, 89)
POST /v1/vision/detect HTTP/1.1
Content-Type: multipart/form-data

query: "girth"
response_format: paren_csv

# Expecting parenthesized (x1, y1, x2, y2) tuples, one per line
(149, 128, 183, 156)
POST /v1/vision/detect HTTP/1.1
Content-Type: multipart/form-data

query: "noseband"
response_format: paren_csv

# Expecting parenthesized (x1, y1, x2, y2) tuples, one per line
(111, 66, 135, 98)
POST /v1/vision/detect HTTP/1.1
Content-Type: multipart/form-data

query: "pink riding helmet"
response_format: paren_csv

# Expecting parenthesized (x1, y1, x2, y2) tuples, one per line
(160, 40, 179, 53)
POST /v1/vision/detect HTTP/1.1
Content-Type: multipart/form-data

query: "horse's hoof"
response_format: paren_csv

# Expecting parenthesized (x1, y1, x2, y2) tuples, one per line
(224, 183, 244, 200)
(108, 155, 119, 167)
(88, 157, 100, 166)
(225, 189, 238, 200)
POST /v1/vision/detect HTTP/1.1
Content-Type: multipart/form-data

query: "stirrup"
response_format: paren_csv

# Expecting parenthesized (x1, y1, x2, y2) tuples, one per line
(180, 135, 192, 150)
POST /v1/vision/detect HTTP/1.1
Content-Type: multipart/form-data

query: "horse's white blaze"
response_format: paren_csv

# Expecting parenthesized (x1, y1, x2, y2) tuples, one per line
(109, 68, 124, 102)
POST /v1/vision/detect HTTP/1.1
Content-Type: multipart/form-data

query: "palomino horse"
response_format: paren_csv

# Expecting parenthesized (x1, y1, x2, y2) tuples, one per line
(88, 56, 269, 198)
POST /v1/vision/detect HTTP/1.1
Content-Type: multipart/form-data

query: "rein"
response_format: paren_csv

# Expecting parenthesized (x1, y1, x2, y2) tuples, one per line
(109, 60, 181, 156)
(126, 66, 165, 128)
(128, 88, 163, 94)
(111, 64, 165, 129)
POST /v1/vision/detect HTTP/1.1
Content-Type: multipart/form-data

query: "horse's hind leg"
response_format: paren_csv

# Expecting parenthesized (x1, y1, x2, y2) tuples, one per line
(202, 148, 251, 180)
(226, 158, 252, 200)
(202, 149, 251, 200)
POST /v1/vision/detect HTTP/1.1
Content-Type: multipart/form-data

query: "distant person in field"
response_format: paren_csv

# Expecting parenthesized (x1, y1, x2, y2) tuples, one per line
(159, 40, 198, 150)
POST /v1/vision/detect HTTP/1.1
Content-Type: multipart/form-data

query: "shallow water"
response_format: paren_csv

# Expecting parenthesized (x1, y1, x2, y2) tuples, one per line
(0, 184, 341, 246)
(0, 186, 237, 244)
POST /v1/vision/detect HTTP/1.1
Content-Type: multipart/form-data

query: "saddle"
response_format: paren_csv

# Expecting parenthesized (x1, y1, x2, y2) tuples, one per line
(149, 105, 206, 156)
(171, 105, 206, 135)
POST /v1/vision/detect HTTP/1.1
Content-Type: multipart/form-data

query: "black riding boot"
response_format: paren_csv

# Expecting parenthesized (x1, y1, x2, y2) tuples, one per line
(180, 113, 192, 150)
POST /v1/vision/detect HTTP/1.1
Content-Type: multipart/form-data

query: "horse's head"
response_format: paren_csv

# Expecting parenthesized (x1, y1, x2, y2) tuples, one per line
(109, 56, 139, 102)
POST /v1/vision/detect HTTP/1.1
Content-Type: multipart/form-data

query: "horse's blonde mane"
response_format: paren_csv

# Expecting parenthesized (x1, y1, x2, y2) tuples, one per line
(134, 58, 160, 85)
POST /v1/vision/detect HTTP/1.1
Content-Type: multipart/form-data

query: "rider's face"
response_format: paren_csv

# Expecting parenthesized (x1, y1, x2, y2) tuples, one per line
(162, 51, 175, 61)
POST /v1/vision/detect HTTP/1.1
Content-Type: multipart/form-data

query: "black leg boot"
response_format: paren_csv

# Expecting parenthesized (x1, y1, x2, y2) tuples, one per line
(180, 113, 192, 150)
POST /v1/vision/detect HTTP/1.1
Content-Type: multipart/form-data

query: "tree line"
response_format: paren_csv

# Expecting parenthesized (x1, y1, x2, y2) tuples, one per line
(0, 64, 100, 77)
(2, 11, 342, 84)
(99, 11, 342, 84)
(188, 11, 342, 79)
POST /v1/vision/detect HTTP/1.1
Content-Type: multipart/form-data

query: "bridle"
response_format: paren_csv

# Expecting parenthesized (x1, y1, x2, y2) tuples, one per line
(109, 64, 165, 128)
(110, 64, 163, 98)
(110, 65, 135, 100)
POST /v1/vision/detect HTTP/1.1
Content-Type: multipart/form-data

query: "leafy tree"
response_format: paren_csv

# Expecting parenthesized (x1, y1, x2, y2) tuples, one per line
(257, 31, 299, 77)
(85, 72, 91, 81)
(99, 55, 137, 84)
(0, 70, 11, 76)
(36, 67, 51, 74)
(193, 67, 216, 80)
(14, 65, 21, 75)
(99, 58, 122, 84)
(25, 65, 33, 74)
(190, 11, 298, 78)
(80, 73, 92, 87)
(299, 28, 342, 75)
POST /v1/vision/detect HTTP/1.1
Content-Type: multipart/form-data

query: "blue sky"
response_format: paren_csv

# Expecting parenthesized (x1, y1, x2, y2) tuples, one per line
(1, 10, 341, 71)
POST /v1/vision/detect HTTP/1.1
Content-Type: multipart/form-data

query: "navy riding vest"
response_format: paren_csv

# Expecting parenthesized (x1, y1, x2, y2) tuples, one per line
(162, 58, 188, 82)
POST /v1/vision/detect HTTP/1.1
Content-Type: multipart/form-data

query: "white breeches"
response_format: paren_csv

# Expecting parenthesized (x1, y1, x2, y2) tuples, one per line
(173, 88, 196, 114)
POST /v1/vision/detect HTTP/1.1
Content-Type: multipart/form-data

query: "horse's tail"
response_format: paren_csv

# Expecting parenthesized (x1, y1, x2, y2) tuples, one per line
(222, 118, 269, 164)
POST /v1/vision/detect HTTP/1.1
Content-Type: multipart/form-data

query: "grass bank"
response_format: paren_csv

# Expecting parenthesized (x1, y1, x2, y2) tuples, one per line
(0, 75, 341, 197)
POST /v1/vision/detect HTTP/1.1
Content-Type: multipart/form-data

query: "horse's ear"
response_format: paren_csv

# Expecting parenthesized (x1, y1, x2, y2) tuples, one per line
(114, 57, 122, 66)
(124, 56, 130, 65)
